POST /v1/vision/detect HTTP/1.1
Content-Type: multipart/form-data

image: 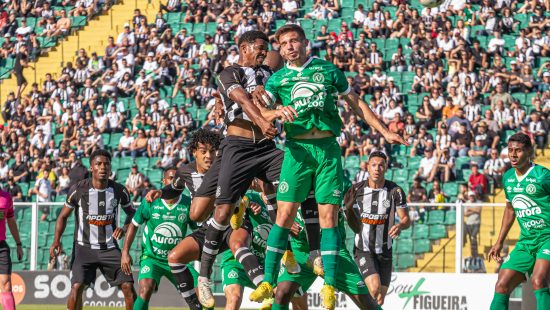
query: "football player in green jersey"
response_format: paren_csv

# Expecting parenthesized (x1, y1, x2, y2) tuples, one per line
(121, 167, 202, 310)
(488, 133, 550, 310)
(251, 24, 407, 310)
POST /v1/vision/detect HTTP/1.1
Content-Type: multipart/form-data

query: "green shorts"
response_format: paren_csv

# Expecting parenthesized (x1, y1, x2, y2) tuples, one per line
(277, 247, 369, 296)
(138, 256, 198, 289)
(277, 137, 343, 205)
(501, 238, 550, 276)
(221, 259, 255, 289)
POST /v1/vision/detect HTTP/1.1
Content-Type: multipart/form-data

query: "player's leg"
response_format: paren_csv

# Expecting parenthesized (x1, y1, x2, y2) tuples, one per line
(0, 243, 14, 310)
(167, 235, 202, 310)
(291, 294, 309, 310)
(228, 224, 264, 286)
(300, 196, 322, 274)
(224, 284, 244, 310)
(134, 257, 160, 310)
(67, 283, 86, 310)
(531, 241, 550, 309)
(274, 281, 302, 310)
(68, 245, 96, 310)
(338, 247, 381, 310)
(189, 153, 220, 222)
(492, 243, 534, 309)
(98, 247, 136, 310)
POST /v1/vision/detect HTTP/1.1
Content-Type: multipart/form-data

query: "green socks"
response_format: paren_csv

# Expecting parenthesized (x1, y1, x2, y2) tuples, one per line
(133, 296, 149, 310)
(264, 224, 290, 285)
(376, 306, 384, 310)
(320, 227, 340, 286)
(534, 288, 550, 309)
(490, 292, 509, 310)
(272, 302, 290, 310)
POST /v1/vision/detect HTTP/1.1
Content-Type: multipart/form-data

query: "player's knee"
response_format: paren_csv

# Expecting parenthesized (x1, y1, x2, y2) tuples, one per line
(0, 280, 11, 292)
(531, 275, 548, 290)
(120, 282, 135, 296)
(139, 285, 154, 300)
(71, 283, 86, 295)
(274, 286, 293, 305)
(494, 279, 513, 294)
(225, 293, 242, 309)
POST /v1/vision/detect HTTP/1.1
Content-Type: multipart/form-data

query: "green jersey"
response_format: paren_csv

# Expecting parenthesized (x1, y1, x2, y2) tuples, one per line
(220, 191, 272, 264)
(132, 195, 198, 262)
(504, 164, 550, 244)
(265, 57, 350, 139)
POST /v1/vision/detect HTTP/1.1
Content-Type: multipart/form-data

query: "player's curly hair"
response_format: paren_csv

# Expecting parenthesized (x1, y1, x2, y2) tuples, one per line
(508, 132, 533, 150)
(187, 128, 221, 153)
(238, 30, 269, 47)
(90, 149, 112, 164)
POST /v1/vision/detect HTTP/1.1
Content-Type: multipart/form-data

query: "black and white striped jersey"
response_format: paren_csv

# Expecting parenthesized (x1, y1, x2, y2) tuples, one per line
(172, 161, 204, 198)
(345, 179, 407, 254)
(65, 179, 133, 250)
(216, 64, 272, 124)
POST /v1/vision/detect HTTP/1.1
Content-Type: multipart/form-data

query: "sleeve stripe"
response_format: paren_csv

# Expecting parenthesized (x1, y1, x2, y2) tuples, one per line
(131, 218, 140, 227)
(396, 204, 407, 209)
(226, 84, 243, 97)
(339, 85, 351, 96)
(65, 203, 75, 209)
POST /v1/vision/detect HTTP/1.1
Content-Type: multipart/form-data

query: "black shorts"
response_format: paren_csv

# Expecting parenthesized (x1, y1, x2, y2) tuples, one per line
(354, 248, 392, 287)
(16, 72, 26, 86)
(70, 244, 133, 286)
(195, 136, 284, 205)
(0, 241, 11, 275)
(189, 217, 253, 256)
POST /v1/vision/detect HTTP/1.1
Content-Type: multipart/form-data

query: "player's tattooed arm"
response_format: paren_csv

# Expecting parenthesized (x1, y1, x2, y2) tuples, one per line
(488, 201, 516, 263)
(343, 184, 362, 234)
(343, 90, 409, 146)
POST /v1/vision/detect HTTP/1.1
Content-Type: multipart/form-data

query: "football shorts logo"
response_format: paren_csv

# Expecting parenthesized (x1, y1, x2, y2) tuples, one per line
(526, 184, 536, 194)
(359, 257, 366, 266)
(312, 73, 325, 83)
(216, 186, 221, 198)
(333, 189, 341, 197)
(151, 222, 183, 245)
(141, 266, 150, 274)
(228, 270, 238, 279)
(279, 181, 289, 194)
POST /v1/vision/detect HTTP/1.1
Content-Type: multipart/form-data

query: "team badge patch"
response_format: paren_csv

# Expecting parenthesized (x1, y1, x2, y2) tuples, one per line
(526, 184, 536, 194)
(279, 181, 289, 194)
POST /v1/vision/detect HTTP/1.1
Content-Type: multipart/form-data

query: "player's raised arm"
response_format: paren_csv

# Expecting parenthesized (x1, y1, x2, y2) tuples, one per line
(488, 201, 516, 263)
(342, 89, 409, 146)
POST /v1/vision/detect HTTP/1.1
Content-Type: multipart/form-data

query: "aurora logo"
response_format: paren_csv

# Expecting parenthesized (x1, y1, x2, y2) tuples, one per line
(290, 82, 325, 101)
(151, 222, 183, 245)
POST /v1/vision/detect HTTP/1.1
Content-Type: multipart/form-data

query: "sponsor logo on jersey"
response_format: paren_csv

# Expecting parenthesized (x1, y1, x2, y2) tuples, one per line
(252, 224, 272, 259)
(512, 195, 545, 229)
(162, 214, 176, 221)
(525, 178, 537, 183)
(506, 186, 512, 193)
(152, 213, 160, 220)
(86, 214, 115, 226)
(151, 222, 183, 246)
(140, 266, 150, 274)
(227, 270, 238, 279)
(278, 181, 289, 194)
(526, 184, 536, 194)
(290, 82, 327, 111)
(361, 213, 389, 225)
(542, 249, 550, 256)
(507, 178, 515, 183)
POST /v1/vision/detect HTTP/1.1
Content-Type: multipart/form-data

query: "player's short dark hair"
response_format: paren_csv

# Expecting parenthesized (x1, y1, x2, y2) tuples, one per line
(163, 166, 177, 177)
(508, 132, 533, 150)
(238, 30, 269, 47)
(274, 24, 306, 42)
(368, 151, 388, 163)
(90, 149, 112, 164)
(187, 129, 221, 153)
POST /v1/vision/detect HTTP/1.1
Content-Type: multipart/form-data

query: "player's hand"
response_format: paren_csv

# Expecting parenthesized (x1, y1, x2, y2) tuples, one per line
(213, 92, 225, 124)
(249, 202, 262, 215)
(290, 222, 302, 238)
(258, 119, 277, 139)
(113, 227, 125, 240)
(16, 245, 24, 261)
(49, 241, 61, 258)
(251, 85, 271, 107)
(388, 224, 401, 239)
(488, 243, 503, 263)
(275, 106, 298, 123)
(145, 189, 162, 203)
(121, 251, 133, 276)
(383, 131, 410, 146)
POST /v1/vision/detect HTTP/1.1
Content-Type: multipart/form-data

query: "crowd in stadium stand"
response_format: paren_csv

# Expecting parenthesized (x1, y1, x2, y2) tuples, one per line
(0, 0, 548, 227)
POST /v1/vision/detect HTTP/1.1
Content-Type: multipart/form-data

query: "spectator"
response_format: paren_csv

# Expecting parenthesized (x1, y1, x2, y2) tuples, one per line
(5, 177, 22, 202)
(464, 191, 481, 257)
(56, 167, 71, 195)
(32, 165, 53, 221)
(408, 177, 428, 203)
(483, 149, 507, 187)
(126, 164, 145, 202)
(354, 161, 368, 184)
(415, 147, 437, 181)
(468, 163, 489, 197)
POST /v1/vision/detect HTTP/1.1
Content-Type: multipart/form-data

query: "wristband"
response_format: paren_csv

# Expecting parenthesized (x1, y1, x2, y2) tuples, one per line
(16, 242, 22, 246)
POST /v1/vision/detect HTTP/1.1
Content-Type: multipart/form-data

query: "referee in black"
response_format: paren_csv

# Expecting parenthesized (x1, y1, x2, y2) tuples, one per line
(344, 151, 410, 306)
(50, 149, 136, 310)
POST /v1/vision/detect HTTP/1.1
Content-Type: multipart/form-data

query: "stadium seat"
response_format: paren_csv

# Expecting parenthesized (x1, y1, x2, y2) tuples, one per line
(429, 225, 447, 240)
(395, 238, 413, 254)
(396, 254, 415, 269)
(443, 182, 459, 196)
(444, 210, 457, 225)
(413, 224, 429, 239)
(413, 239, 431, 254)
(427, 210, 445, 225)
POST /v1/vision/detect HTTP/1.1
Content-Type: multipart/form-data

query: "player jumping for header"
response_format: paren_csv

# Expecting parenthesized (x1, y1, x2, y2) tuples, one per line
(488, 132, 550, 310)
(250, 24, 407, 310)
